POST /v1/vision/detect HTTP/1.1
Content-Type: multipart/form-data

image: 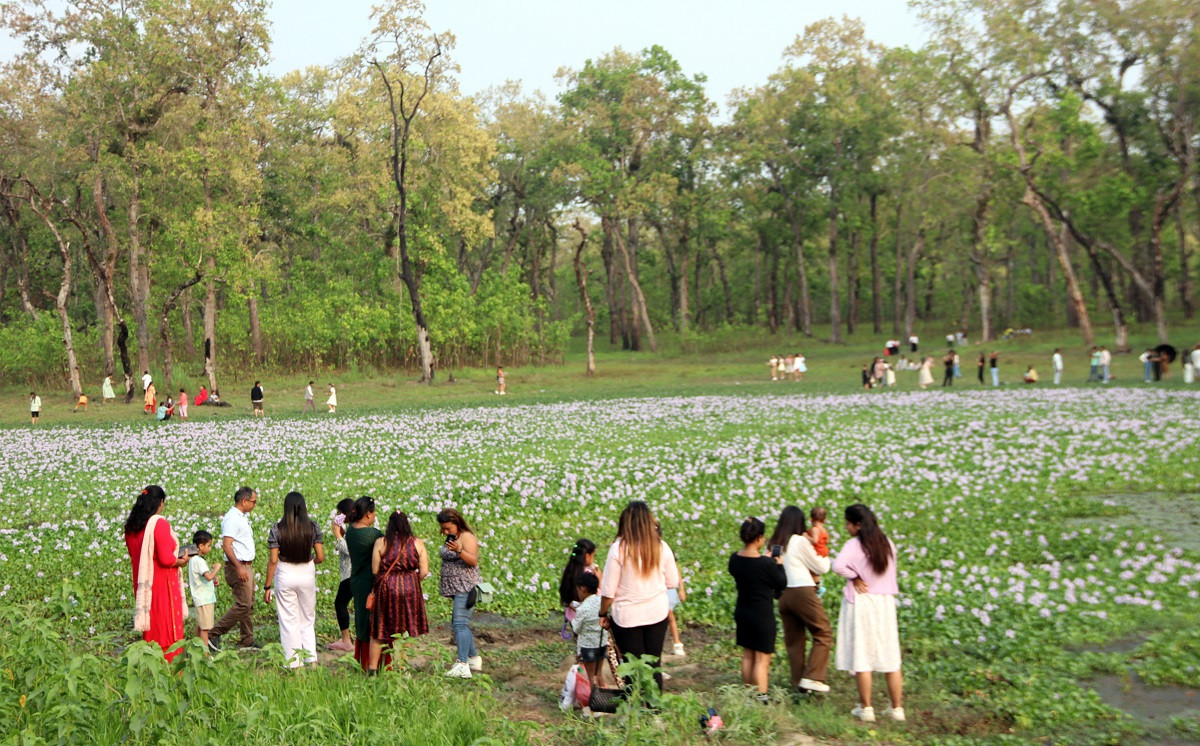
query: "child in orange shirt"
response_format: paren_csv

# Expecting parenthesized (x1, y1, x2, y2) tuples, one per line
(805, 506, 830, 593)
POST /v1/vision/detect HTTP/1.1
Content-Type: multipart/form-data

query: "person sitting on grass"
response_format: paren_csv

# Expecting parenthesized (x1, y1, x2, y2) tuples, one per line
(1023, 366, 1039, 384)
(571, 573, 609, 689)
(156, 402, 171, 421)
(194, 385, 209, 407)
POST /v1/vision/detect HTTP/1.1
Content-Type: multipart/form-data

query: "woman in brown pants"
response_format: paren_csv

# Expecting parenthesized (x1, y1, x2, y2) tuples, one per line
(768, 506, 833, 695)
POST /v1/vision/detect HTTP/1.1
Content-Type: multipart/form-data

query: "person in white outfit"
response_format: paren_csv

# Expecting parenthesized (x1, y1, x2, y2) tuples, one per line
(1052, 349, 1064, 385)
(264, 491, 325, 668)
(326, 383, 337, 413)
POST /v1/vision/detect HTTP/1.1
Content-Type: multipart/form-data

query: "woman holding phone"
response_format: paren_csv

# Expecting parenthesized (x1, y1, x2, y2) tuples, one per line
(438, 508, 481, 679)
(728, 517, 787, 701)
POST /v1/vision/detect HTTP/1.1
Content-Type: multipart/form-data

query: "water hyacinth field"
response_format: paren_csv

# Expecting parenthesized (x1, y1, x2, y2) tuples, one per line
(3, 386, 1200, 744)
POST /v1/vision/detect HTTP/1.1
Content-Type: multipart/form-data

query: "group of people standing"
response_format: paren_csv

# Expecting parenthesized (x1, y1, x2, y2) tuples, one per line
(729, 504, 904, 723)
(121, 486, 485, 679)
(766, 354, 808, 381)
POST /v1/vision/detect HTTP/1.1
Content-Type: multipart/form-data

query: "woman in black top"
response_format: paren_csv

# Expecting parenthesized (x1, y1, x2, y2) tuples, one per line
(728, 517, 786, 700)
(977, 353, 986, 384)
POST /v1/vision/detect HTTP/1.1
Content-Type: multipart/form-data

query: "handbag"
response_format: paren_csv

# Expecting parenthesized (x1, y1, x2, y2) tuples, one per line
(476, 581, 496, 604)
(365, 542, 407, 612)
(587, 638, 626, 714)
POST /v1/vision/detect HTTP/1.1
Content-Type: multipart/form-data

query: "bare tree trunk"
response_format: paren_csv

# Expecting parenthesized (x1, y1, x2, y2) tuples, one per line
(904, 231, 924, 339)
(771, 164, 812, 335)
(763, 231, 779, 333)
(1, 189, 39, 319)
(713, 246, 733, 324)
(128, 167, 152, 373)
(847, 228, 859, 336)
(613, 225, 657, 353)
(1022, 187, 1095, 345)
(892, 202, 904, 336)
(181, 287, 196, 357)
(26, 197, 82, 397)
(828, 190, 842, 343)
(572, 220, 596, 377)
(1177, 207, 1194, 319)
(248, 294, 264, 365)
(161, 273, 203, 390)
(600, 217, 620, 346)
(869, 192, 882, 334)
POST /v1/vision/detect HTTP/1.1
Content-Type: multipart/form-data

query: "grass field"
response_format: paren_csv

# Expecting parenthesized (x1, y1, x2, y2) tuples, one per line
(2, 323, 1199, 744)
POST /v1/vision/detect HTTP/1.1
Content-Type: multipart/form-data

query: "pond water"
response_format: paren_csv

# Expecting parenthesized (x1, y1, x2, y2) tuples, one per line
(1069, 493, 1200, 554)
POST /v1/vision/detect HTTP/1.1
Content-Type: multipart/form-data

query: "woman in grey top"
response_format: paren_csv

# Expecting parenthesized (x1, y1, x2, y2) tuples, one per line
(438, 508, 482, 679)
(329, 498, 355, 652)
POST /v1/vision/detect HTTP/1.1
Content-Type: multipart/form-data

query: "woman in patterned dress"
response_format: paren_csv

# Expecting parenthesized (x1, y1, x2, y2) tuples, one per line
(368, 511, 429, 672)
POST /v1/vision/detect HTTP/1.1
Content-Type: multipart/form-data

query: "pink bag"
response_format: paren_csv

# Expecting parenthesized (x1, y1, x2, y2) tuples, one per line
(573, 666, 592, 706)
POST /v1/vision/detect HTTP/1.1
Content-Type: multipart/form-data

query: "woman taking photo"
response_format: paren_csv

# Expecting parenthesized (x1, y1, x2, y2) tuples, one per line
(598, 500, 681, 692)
(345, 496, 382, 670)
(124, 485, 189, 662)
(367, 511, 429, 673)
(833, 503, 904, 723)
(263, 491, 325, 668)
(328, 498, 356, 652)
(769, 506, 833, 695)
(728, 517, 786, 701)
(438, 508, 482, 679)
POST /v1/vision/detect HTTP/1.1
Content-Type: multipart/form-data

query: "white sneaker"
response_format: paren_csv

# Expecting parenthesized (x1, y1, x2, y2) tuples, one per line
(884, 706, 906, 722)
(467, 655, 482, 673)
(673, 643, 685, 657)
(799, 678, 830, 693)
(444, 661, 472, 679)
(851, 705, 875, 722)
(661, 671, 672, 681)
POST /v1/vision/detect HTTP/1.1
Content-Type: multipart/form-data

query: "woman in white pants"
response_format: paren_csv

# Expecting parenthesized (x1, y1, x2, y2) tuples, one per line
(264, 491, 326, 668)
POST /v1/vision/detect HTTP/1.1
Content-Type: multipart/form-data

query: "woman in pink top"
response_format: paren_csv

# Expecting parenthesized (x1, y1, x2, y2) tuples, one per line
(832, 503, 904, 724)
(599, 501, 680, 692)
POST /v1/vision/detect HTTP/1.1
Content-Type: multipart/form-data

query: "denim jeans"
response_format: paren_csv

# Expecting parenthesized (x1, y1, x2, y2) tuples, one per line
(451, 592, 478, 662)
(1143, 361, 1153, 382)
(1103, 364, 1111, 383)
(1089, 364, 1100, 382)
(991, 368, 999, 387)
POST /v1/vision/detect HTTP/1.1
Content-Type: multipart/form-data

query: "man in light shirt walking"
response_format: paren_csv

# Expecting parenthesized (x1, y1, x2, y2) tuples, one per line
(304, 380, 316, 412)
(1052, 348, 1064, 385)
(209, 486, 259, 651)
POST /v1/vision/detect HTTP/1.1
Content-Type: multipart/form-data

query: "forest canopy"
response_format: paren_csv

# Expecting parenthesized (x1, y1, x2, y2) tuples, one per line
(0, 0, 1196, 395)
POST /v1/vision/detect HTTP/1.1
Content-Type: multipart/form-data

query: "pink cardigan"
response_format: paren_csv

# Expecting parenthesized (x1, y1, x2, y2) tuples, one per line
(600, 538, 680, 628)
(832, 536, 898, 603)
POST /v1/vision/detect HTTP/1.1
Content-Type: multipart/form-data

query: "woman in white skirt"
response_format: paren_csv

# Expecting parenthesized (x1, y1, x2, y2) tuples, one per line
(832, 503, 904, 723)
(326, 383, 337, 413)
(264, 491, 326, 668)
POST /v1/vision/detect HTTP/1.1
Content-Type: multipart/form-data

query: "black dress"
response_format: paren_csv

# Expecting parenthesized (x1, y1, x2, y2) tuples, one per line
(728, 553, 787, 654)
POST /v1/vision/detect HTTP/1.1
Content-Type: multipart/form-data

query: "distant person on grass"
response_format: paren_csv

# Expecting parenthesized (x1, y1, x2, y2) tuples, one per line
(187, 530, 221, 652)
(155, 401, 171, 422)
(1100, 346, 1112, 383)
(367, 510, 429, 674)
(327, 383, 337, 413)
(264, 491, 325, 668)
(918, 356, 934, 390)
(794, 353, 807, 381)
(768, 356, 778, 381)
(977, 353, 986, 385)
(1023, 366, 1039, 384)
(438, 508, 483, 679)
(598, 500, 681, 693)
(144, 381, 157, 414)
(769, 506, 832, 697)
(209, 487, 259, 651)
(102, 374, 116, 404)
(251, 381, 265, 417)
(833, 504, 904, 724)
(942, 350, 955, 387)
(1089, 347, 1103, 382)
(74, 393, 88, 413)
(346, 496, 382, 669)
(194, 385, 209, 407)
(304, 381, 315, 412)
(328, 498, 356, 652)
(728, 517, 786, 702)
(142, 370, 152, 392)
(124, 485, 189, 662)
(178, 389, 188, 421)
(990, 351, 1000, 387)
(1052, 349, 1064, 385)
(496, 367, 507, 395)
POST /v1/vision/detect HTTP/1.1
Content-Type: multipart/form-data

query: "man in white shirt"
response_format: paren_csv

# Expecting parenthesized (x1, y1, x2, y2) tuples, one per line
(1099, 346, 1112, 383)
(209, 486, 259, 651)
(141, 370, 152, 391)
(1191, 345, 1200, 380)
(1052, 349, 1064, 385)
(304, 380, 315, 412)
(30, 391, 41, 425)
(909, 335, 919, 353)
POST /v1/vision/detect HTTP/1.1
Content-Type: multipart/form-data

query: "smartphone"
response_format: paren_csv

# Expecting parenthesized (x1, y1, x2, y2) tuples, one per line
(770, 544, 783, 558)
(445, 534, 458, 544)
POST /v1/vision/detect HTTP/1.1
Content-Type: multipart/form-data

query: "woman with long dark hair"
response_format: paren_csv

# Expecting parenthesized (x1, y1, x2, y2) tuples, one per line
(598, 501, 681, 692)
(832, 504, 903, 723)
(264, 491, 325, 668)
(769, 506, 833, 695)
(438, 508, 482, 678)
(367, 511, 429, 672)
(346, 496, 382, 669)
(124, 485, 189, 661)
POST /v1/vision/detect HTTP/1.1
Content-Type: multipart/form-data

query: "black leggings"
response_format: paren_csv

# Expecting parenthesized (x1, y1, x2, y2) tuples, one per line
(335, 578, 353, 632)
(609, 617, 669, 692)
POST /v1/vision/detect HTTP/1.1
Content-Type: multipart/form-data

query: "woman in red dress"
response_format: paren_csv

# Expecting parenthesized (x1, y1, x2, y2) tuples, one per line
(124, 485, 189, 661)
(367, 511, 429, 673)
